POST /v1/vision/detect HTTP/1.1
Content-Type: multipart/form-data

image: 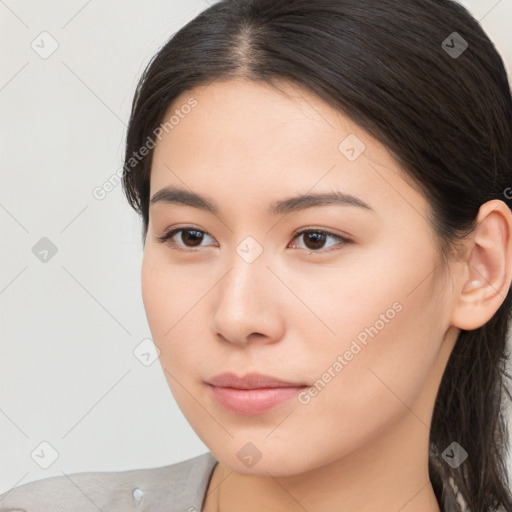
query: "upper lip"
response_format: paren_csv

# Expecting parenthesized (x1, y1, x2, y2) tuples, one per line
(207, 372, 307, 389)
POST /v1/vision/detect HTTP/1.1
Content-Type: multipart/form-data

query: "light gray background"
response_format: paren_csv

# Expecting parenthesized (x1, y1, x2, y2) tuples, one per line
(1, 0, 511, 494)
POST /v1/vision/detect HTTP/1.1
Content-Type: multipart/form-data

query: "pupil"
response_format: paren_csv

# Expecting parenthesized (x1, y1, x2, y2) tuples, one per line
(183, 230, 203, 246)
(305, 232, 325, 250)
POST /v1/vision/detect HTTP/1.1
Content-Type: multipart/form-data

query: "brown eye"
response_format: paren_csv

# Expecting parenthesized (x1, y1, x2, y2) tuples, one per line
(290, 229, 351, 252)
(302, 231, 327, 250)
(156, 228, 216, 251)
(178, 229, 204, 247)
(156, 226, 351, 254)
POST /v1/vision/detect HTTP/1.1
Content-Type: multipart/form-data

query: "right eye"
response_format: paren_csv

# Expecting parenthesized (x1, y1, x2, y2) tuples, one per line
(155, 227, 218, 252)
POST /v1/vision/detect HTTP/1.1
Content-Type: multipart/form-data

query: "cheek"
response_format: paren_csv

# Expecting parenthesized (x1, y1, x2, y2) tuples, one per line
(141, 251, 165, 337)
(141, 248, 194, 339)
(298, 263, 445, 437)
(140, 250, 187, 363)
(292, 243, 445, 414)
(140, 248, 211, 379)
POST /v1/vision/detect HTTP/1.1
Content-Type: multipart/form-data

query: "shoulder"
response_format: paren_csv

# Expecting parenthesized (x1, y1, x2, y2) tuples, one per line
(0, 451, 218, 512)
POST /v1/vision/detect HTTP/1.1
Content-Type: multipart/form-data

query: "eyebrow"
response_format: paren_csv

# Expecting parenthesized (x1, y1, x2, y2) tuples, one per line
(150, 186, 375, 216)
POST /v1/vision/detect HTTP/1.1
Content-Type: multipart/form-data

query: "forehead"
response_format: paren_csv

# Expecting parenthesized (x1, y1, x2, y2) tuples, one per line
(149, 78, 430, 223)
(156, 78, 352, 156)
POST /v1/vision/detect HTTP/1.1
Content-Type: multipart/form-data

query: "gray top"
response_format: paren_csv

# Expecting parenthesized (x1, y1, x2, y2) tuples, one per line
(0, 451, 218, 512)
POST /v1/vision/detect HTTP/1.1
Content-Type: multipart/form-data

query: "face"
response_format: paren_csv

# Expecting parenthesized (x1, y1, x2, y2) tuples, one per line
(141, 78, 458, 476)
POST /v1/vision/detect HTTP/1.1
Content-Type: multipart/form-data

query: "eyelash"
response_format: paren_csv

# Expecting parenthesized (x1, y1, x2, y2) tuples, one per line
(155, 226, 352, 254)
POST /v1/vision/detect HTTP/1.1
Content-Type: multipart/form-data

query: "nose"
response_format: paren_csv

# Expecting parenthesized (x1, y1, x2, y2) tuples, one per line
(212, 250, 285, 346)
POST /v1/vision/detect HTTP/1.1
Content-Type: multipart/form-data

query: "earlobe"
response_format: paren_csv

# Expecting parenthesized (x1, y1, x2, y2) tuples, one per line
(450, 200, 512, 331)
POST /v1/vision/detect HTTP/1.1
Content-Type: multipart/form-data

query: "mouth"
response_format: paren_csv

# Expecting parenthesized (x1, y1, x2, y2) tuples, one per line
(207, 371, 308, 389)
(206, 372, 309, 415)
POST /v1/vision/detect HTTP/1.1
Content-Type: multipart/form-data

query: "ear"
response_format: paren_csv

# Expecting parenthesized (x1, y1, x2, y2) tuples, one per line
(450, 199, 512, 331)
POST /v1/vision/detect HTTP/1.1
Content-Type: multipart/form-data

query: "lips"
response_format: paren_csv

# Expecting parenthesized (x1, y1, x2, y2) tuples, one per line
(207, 371, 307, 389)
(206, 372, 309, 415)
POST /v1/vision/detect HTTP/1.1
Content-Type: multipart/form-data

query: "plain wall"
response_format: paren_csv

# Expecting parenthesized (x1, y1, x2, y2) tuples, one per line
(1, 0, 511, 494)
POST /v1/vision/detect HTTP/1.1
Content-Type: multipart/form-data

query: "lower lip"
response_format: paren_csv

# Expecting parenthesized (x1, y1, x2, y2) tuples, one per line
(208, 384, 307, 415)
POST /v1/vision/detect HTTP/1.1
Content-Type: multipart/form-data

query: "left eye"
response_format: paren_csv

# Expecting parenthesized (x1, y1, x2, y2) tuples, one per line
(156, 227, 351, 253)
(290, 229, 351, 252)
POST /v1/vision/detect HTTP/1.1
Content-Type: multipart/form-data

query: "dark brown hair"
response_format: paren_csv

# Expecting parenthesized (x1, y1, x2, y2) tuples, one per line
(121, 1, 512, 510)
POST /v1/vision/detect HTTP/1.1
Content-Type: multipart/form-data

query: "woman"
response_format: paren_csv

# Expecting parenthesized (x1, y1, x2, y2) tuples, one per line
(1, 0, 511, 511)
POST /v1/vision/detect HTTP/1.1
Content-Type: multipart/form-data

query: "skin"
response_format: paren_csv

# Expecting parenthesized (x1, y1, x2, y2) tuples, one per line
(141, 78, 512, 512)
